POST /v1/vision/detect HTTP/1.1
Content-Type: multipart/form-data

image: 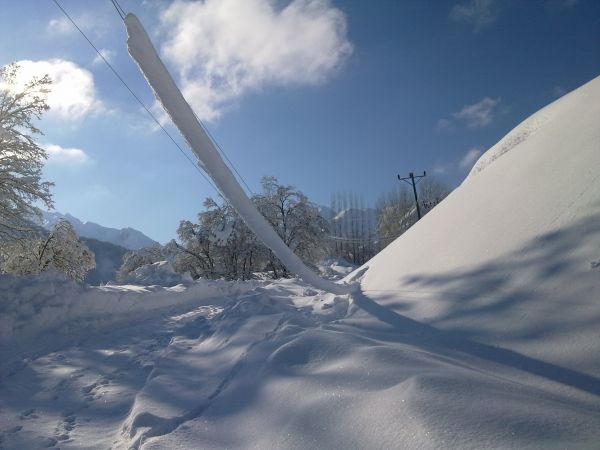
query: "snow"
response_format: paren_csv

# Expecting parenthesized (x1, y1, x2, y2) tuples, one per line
(1, 59, 599, 450)
(355, 74, 600, 377)
(318, 257, 357, 280)
(125, 13, 350, 295)
(0, 270, 256, 344)
(119, 261, 193, 286)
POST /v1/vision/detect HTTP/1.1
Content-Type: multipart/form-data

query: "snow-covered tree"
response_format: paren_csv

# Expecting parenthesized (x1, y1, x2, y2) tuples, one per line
(1, 219, 95, 281)
(328, 192, 377, 265)
(173, 198, 262, 280)
(376, 176, 451, 249)
(117, 244, 166, 282)
(169, 178, 327, 281)
(253, 176, 328, 277)
(0, 63, 53, 241)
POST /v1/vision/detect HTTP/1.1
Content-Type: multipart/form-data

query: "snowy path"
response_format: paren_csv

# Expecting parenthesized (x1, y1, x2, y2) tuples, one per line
(2, 278, 598, 449)
(0, 303, 220, 449)
(0, 280, 348, 449)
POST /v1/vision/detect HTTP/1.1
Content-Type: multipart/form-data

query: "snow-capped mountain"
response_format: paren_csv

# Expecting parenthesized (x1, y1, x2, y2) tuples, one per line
(40, 211, 159, 250)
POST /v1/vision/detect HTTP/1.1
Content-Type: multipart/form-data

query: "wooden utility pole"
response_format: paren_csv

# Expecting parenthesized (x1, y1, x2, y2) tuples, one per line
(398, 171, 426, 220)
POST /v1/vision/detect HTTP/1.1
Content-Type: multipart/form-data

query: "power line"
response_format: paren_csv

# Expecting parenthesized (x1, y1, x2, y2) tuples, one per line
(106, 0, 254, 196)
(110, 0, 125, 19)
(50, 0, 225, 201)
(190, 110, 255, 196)
(398, 171, 426, 220)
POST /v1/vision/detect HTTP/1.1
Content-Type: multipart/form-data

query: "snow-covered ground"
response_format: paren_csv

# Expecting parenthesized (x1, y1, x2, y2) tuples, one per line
(1, 75, 599, 448)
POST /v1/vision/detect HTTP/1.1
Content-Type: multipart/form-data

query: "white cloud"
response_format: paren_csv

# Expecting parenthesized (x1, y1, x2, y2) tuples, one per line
(158, 0, 353, 121)
(43, 144, 92, 166)
(453, 97, 501, 128)
(47, 16, 73, 35)
(450, 0, 498, 32)
(47, 13, 110, 38)
(8, 59, 102, 121)
(459, 147, 483, 169)
(93, 49, 116, 65)
(432, 163, 449, 175)
(436, 118, 454, 131)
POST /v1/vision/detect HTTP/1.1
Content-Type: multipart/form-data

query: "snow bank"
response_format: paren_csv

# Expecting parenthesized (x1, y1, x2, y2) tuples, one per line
(355, 74, 600, 376)
(318, 257, 357, 280)
(0, 270, 257, 344)
(120, 261, 193, 286)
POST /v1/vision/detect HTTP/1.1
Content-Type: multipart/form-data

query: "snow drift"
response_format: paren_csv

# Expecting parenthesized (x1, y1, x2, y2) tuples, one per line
(0, 271, 256, 344)
(356, 74, 600, 377)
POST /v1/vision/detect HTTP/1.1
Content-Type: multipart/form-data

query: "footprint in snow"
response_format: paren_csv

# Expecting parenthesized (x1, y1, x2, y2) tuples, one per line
(82, 378, 111, 402)
(54, 413, 77, 443)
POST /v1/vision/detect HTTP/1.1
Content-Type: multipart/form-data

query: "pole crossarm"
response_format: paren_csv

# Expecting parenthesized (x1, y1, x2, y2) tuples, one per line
(397, 171, 426, 220)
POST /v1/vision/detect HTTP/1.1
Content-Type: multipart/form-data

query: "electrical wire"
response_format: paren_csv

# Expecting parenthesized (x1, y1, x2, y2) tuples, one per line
(110, 0, 125, 20)
(108, 0, 254, 196)
(51, 0, 226, 201)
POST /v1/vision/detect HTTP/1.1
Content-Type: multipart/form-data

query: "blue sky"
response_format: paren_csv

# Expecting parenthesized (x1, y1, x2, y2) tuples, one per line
(1, 0, 599, 243)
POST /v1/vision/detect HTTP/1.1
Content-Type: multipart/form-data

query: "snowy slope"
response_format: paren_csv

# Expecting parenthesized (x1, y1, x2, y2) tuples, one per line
(1, 77, 599, 449)
(356, 74, 600, 376)
(41, 211, 159, 250)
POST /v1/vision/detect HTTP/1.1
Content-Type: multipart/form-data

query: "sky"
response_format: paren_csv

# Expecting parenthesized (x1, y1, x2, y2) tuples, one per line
(0, 0, 599, 243)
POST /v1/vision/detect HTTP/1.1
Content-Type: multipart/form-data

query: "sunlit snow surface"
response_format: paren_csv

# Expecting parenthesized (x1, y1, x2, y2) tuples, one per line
(1, 75, 600, 449)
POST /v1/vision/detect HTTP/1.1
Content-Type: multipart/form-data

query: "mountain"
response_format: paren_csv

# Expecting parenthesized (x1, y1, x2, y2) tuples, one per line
(40, 211, 159, 250)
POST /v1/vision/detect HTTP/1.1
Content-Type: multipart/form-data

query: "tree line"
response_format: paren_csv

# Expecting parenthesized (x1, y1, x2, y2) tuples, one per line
(118, 176, 330, 281)
(0, 62, 451, 284)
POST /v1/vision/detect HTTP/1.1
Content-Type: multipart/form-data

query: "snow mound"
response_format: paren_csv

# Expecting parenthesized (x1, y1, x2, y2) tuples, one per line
(318, 257, 357, 280)
(468, 82, 583, 177)
(356, 74, 600, 377)
(0, 270, 256, 344)
(121, 261, 193, 286)
(2, 72, 599, 449)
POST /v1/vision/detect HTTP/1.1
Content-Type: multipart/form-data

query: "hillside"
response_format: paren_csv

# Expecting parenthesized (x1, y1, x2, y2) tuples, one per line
(356, 74, 600, 376)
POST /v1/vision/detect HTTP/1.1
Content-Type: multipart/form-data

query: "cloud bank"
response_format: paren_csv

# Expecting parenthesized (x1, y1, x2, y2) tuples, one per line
(459, 147, 483, 168)
(158, 0, 353, 121)
(43, 144, 92, 166)
(450, 0, 499, 32)
(453, 97, 501, 128)
(11, 59, 102, 121)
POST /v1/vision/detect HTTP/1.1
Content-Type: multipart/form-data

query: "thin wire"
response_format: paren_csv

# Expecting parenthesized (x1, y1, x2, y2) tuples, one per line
(108, 0, 253, 196)
(110, 0, 125, 19)
(198, 115, 255, 196)
(51, 0, 225, 201)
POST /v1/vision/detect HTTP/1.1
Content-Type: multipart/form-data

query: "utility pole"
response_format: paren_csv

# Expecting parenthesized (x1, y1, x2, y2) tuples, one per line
(398, 171, 426, 220)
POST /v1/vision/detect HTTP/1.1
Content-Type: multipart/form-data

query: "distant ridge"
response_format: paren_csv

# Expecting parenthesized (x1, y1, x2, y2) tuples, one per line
(40, 211, 159, 250)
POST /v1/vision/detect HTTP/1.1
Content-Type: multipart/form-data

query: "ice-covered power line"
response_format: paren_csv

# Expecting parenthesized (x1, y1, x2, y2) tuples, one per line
(51, 0, 225, 200)
(125, 13, 353, 295)
(106, 1, 254, 196)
